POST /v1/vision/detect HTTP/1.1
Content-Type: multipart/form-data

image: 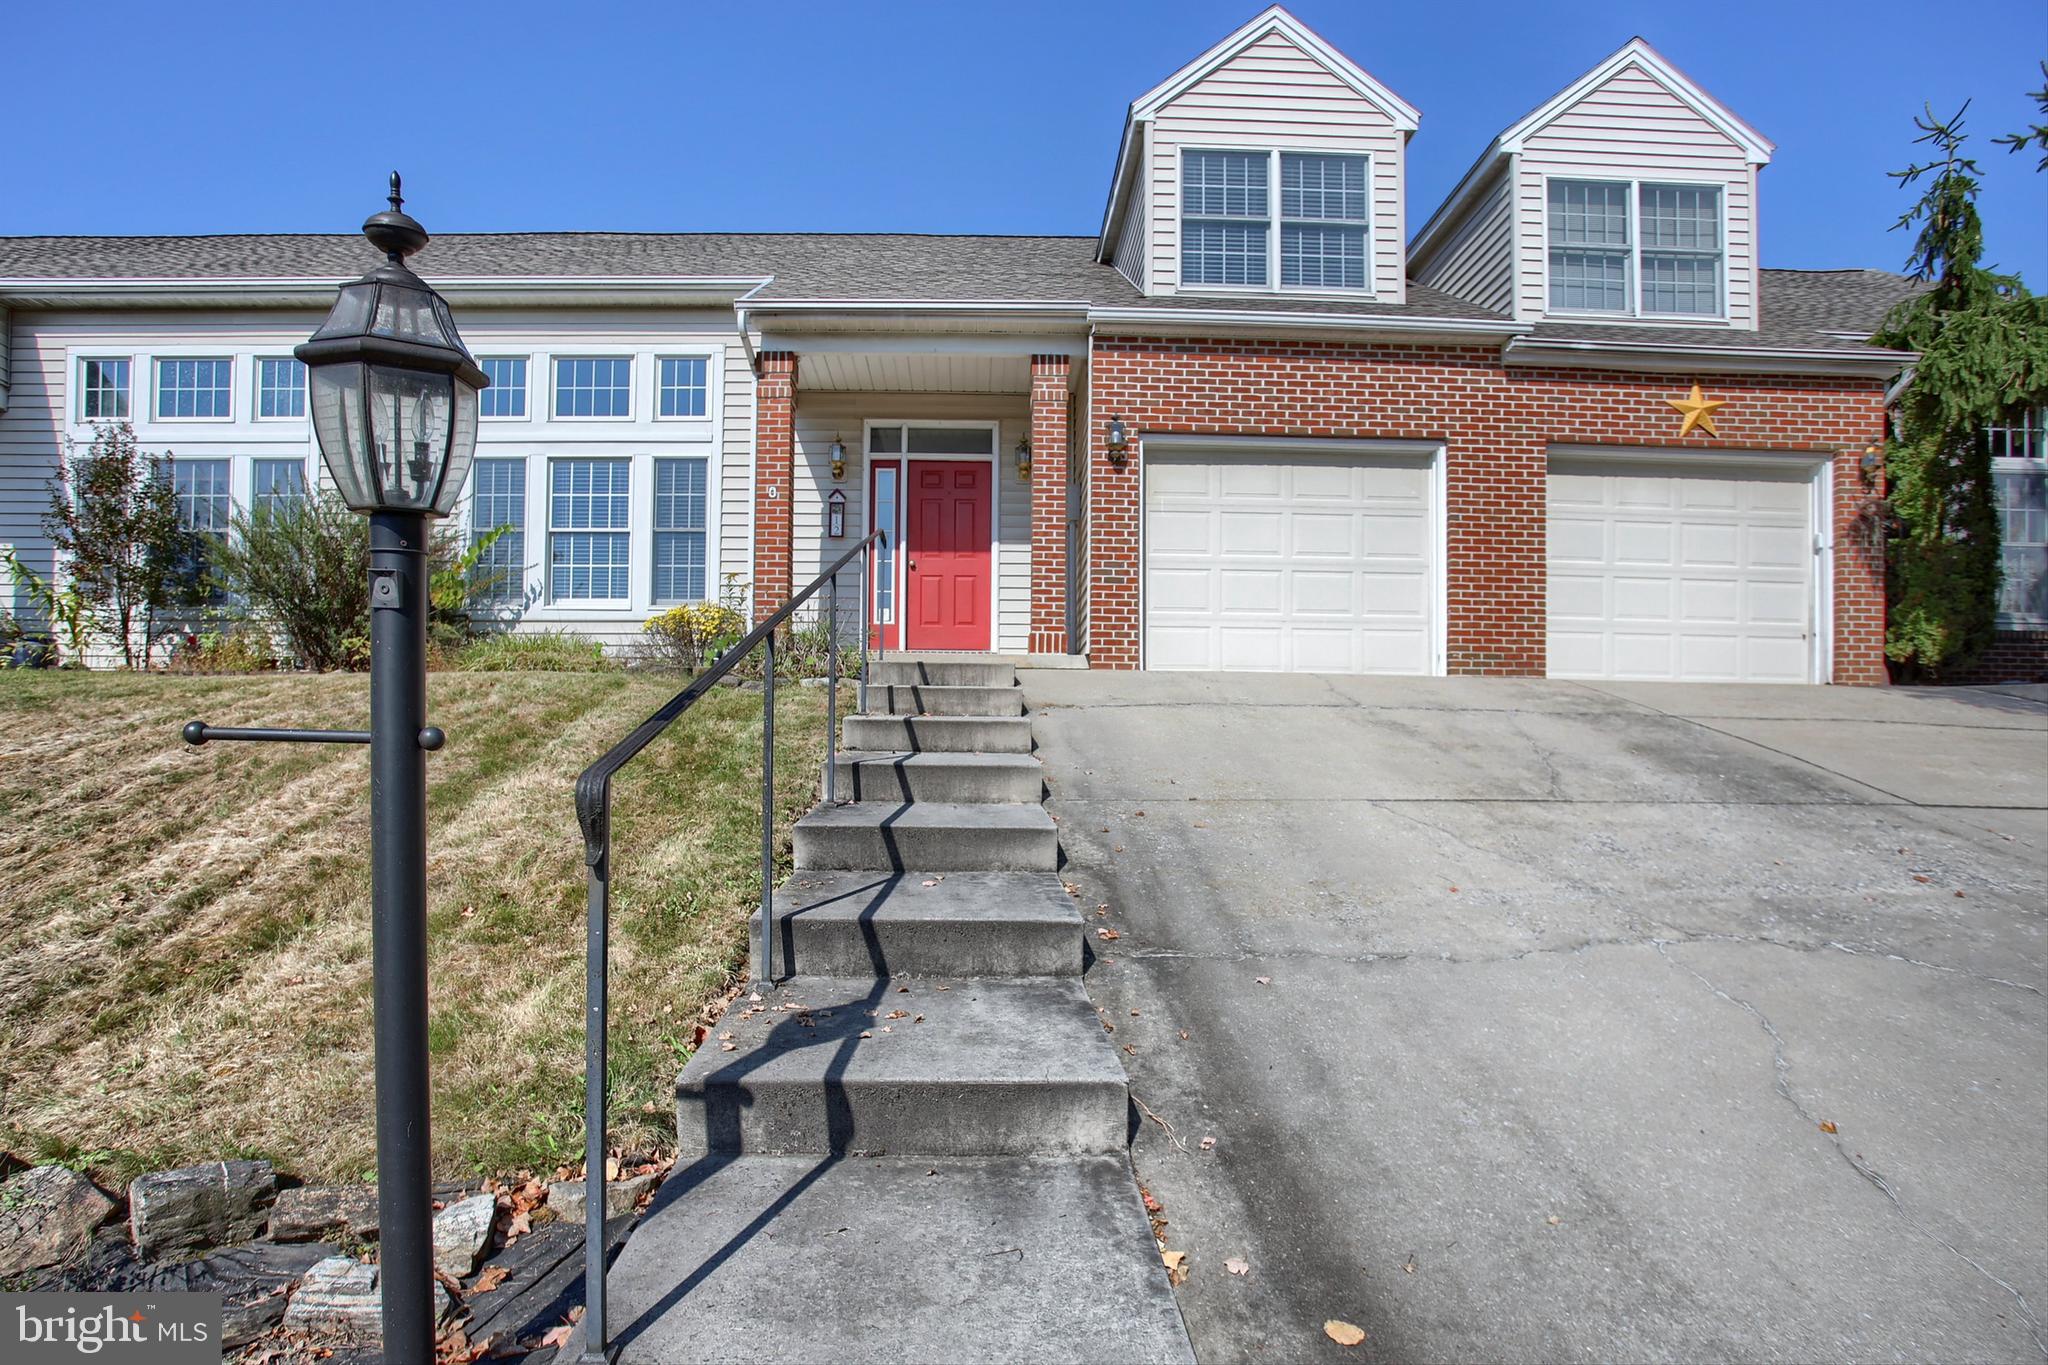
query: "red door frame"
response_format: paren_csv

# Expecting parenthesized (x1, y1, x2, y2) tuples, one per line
(868, 454, 994, 651)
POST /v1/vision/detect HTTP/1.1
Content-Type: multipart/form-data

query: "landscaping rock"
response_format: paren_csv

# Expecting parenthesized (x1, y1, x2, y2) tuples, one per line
(432, 1193, 496, 1278)
(128, 1160, 276, 1260)
(282, 1254, 451, 1343)
(546, 1173, 656, 1223)
(269, 1185, 380, 1243)
(0, 1165, 116, 1276)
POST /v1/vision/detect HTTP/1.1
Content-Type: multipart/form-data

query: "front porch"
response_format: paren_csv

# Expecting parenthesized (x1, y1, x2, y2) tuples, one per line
(743, 328, 1085, 657)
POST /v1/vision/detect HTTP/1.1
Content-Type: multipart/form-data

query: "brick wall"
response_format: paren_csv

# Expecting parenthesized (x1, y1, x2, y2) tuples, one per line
(1028, 355, 1072, 654)
(1085, 334, 1890, 682)
(752, 351, 798, 614)
(1938, 629, 2048, 685)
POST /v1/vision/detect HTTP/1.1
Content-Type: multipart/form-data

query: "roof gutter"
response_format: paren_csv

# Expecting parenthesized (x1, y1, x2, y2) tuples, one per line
(1504, 334, 1918, 378)
(1088, 305, 1525, 341)
(0, 275, 772, 308)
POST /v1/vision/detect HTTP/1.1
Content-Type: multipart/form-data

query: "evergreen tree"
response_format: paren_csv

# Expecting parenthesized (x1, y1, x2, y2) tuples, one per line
(1872, 103, 2048, 676)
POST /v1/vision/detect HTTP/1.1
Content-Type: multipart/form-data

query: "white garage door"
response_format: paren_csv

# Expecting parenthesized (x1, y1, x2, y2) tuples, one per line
(1144, 449, 1436, 673)
(1547, 458, 1818, 683)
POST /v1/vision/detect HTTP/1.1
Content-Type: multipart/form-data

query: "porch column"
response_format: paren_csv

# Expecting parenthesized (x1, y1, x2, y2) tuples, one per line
(752, 350, 798, 616)
(1028, 354, 1072, 654)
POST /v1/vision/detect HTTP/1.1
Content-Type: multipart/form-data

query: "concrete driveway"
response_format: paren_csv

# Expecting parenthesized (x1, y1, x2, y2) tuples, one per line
(1024, 673, 2048, 1364)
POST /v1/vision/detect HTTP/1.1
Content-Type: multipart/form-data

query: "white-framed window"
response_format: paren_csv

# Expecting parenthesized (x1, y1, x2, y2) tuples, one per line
(1279, 153, 1369, 290)
(1182, 150, 1271, 287)
(553, 357, 633, 419)
(1181, 149, 1372, 293)
(156, 357, 234, 420)
(548, 457, 631, 601)
(79, 358, 131, 421)
(252, 458, 306, 515)
(1547, 178, 1725, 317)
(658, 357, 708, 419)
(652, 456, 708, 602)
(1991, 406, 2048, 625)
(171, 458, 232, 533)
(256, 358, 306, 419)
(480, 357, 528, 419)
(469, 458, 527, 604)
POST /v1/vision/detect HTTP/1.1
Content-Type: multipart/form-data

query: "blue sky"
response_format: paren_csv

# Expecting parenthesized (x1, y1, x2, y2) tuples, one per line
(9, 0, 2045, 285)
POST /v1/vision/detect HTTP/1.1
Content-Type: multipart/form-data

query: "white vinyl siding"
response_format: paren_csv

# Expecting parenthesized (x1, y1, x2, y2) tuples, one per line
(1111, 143, 1151, 291)
(548, 458, 631, 601)
(1411, 172, 1515, 314)
(1516, 62, 1756, 326)
(1147, 29, 1406, 301)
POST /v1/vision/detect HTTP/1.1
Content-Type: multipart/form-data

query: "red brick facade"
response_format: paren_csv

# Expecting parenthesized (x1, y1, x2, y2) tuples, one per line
(1938, 630, 2048, 685)
(752, 350, 798, 613)
(1028, 355, 1073, 654)
(1082, 334, 1890, 683)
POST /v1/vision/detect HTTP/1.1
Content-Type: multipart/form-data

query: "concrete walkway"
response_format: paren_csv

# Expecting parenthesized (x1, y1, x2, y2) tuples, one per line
(1027, 674, 2048, 1363)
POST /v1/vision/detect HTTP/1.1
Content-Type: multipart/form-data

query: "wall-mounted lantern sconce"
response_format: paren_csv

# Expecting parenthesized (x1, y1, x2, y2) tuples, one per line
(829, 437, 847, 482)
(1015, 436, 1033, 482)
(1106, 416, 1130, 467)
(827, 488, 847, 539)
(1859, 443, 1884, 487)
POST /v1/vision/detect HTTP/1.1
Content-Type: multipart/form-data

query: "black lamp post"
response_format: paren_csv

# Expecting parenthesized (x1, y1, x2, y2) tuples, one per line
(182, 176, 484, 1364)
(295, 175, 488, 1363)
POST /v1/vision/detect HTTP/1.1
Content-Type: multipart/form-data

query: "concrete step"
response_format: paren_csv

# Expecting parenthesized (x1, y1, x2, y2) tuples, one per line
(870, 658, 1018, 689)
(599, 1154, 1193, 1364)
(754, 871, 1083, 978)
(793, 802, 1057, 872)
(675, 976, 1127, 1157)
(841, 714, 1033, 754)
(828, 750, 1043, 804)
(870, 683, 1024, 717)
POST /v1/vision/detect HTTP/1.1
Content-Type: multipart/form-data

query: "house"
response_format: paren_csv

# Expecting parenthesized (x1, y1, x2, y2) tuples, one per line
(2, 7, 1938, 684)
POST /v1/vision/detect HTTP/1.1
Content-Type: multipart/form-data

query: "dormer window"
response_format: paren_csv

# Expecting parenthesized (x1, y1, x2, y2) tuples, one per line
(1181, 149, 1371, 293)
(1547, 178, 1723, 317)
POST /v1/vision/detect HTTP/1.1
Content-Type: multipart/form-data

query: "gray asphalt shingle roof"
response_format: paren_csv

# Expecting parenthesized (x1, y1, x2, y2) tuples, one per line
(0, 231, 1918, 352)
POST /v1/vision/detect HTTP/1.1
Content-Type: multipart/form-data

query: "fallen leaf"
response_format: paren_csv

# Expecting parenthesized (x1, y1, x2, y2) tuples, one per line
(1200, 1136, 1217, 1151)
(1954, 890, 1967, 899)
(1178, 1029, 1190, 1041)
(1448, 884, 1461, 894)
(1226, 1257, 1250, 1276)
(1097, 928, 1122, 941)
(1912, 874, 1931, 884)
(720, 1042, 737, 1052)
(1545, 1215, 1561, 1226)
(1254, 976, 1272, 986)
(859, 1030, 872, 1039)
(922, 878, 943, 887)
(748, 992, 763, 1003)
(472, 1265, 511, 1294)
(1324, 1320, 1367, 1348)
(913, 1014, 924, 1023)
(1162, 1250, 1188, 1286)
(887, 1009, 910, 1020)
(1142, 1188, 1163, 1214)
(540, 1325, 573, 1349)
(1819, 1120, 1838, 1134)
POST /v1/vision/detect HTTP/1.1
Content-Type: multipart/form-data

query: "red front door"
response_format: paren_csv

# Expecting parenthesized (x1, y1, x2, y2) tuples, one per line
(905, 460, 991, 650)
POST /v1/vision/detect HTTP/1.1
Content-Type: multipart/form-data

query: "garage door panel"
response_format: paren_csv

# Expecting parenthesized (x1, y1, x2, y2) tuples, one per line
(1548, 457, 1817, 684)
(1145, 450, 1436, 674)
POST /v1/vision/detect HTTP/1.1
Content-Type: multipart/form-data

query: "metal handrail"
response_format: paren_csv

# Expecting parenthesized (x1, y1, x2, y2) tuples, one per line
(573, 528, 885, 1363)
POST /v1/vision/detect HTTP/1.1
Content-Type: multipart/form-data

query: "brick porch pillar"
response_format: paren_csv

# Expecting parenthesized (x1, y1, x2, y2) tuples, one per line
(1028, 354, 1072, 654)
(752, 350, 798, 616)
(1831, 439, 1890, 685)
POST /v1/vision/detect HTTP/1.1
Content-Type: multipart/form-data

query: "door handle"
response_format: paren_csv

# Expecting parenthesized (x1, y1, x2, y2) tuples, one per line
(908, 559, 917, 569)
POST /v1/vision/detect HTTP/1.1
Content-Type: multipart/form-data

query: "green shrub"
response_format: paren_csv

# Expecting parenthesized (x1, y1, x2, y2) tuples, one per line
(167, 627, 278, 674)
(452, 631, 613, 672)
(210, 493, 368, 671)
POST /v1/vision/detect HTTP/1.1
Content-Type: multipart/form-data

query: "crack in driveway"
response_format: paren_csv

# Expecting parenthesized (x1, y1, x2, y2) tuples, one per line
(1653, 938, 2048, 1359)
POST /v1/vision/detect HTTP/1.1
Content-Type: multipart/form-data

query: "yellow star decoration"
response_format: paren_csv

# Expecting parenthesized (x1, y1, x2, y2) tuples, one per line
(1666, 383, 1726, 437)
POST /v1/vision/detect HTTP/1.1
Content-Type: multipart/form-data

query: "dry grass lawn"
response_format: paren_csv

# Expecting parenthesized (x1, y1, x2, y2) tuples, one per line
(0, 669, 829, 1186)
